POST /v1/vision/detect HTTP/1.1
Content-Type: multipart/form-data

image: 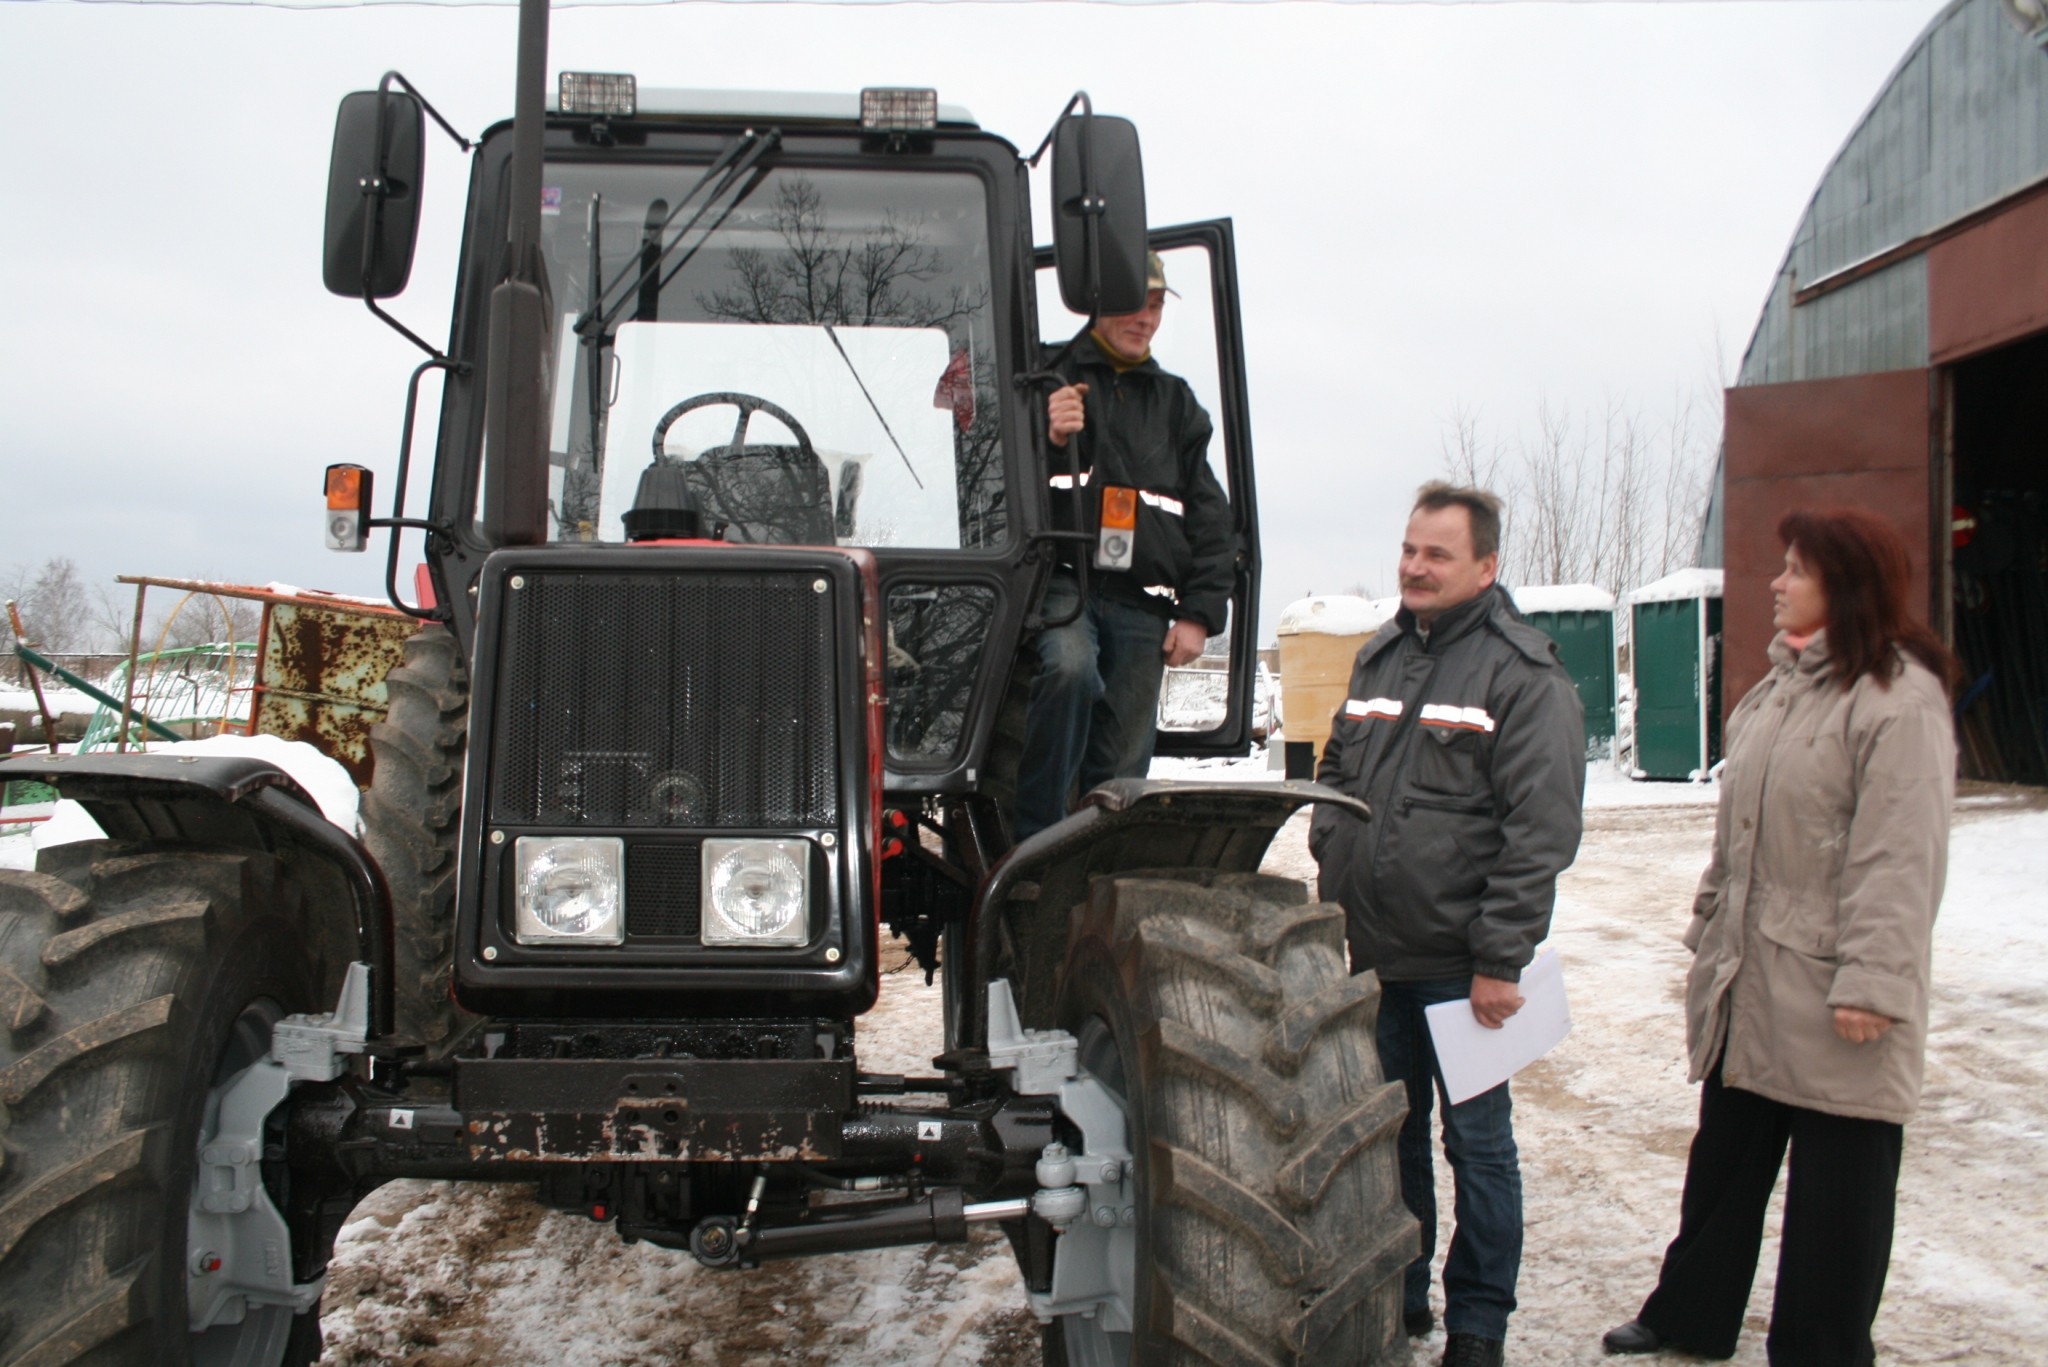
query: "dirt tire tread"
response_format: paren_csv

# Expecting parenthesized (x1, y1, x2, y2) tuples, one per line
(0, 846, 324, 1366)
(360, 623, 471, 1051)
(1055, 867, 1415, 1366)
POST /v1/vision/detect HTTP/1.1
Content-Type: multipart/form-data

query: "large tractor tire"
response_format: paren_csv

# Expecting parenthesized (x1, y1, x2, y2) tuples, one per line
(0, 844, 327, 1366)
(361, 623, 471, 1053)
(1048, 870, 1416, 1367)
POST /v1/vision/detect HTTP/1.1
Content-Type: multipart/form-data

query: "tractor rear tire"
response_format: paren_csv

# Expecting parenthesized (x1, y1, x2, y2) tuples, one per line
(0, 845, 326, 1366)
(361, 623, 471, 1053)
(1048, 870, 1416, 1366)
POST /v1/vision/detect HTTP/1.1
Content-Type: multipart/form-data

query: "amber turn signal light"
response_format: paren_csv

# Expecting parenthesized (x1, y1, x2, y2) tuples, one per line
(325, 463, 373, 552)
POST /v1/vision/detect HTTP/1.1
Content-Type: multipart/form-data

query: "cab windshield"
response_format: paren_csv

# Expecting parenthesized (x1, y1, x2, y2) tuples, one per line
(534, 159, 1004, 550)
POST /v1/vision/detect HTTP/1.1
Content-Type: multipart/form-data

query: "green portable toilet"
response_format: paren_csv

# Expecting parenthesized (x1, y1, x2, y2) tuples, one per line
(1512, 585, 1616, 758)
(1625, 569, 1724, 781)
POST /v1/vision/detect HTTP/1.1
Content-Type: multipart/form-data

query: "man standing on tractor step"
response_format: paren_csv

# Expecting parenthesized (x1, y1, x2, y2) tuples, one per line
(1013, 250, 1234, 841)
(1309, 482, 1585, 1367)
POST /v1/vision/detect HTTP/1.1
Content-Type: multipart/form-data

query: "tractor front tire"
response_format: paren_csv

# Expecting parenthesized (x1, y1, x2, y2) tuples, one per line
(1049, 870, 1417, 1367)
(362, 622, 471, 1053)
(0, 844, 326, 1366)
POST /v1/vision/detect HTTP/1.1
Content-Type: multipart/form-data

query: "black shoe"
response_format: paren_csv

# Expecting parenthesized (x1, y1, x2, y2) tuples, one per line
(1602, 1320, 1663, 1355)
(1404, 1307, 1436, 1338)
(1441, 1333, 1505, 1367)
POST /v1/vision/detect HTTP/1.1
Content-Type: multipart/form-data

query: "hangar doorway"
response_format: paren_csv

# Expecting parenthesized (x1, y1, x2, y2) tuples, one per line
(1947, 330, 2048, 785)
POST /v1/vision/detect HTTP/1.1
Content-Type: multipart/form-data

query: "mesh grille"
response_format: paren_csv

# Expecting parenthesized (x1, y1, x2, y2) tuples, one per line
(626, 843, 701, 938)
(489, 570, 839, 829)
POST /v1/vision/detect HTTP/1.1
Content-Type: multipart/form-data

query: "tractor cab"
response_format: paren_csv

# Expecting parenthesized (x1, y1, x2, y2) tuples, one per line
(324, 80, 1263, 806)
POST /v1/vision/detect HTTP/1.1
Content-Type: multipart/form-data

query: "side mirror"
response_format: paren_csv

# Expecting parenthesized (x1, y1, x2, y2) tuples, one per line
(1050, 112, 1148, 318)
(323, 89, 425, 299)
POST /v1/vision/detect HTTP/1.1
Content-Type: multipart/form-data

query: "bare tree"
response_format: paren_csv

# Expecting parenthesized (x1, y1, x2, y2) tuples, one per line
(5, 558, 98, 654)
(1442, 377, 1718, 594)
(1511, 399, 1595, 587)
(699, 178, 985, 333)
(151, 593, 261, 652)
(1656, 385, 1716, 578)
(1438, 404, 1518, 580)
(1439, 401, 1505, 490)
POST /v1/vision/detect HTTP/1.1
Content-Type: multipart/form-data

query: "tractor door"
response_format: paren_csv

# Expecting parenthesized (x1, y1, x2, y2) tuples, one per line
(1034, 218, 1263, 758)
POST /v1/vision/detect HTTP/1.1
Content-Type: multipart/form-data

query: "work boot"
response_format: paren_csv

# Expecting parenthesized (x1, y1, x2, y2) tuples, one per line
(1440, 1333, 1505, 1367)
(1602, 1320, 1663, 1355)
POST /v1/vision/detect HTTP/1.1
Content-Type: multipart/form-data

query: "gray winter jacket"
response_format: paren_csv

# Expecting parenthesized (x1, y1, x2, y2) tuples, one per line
(1309, 587, 1586, 982)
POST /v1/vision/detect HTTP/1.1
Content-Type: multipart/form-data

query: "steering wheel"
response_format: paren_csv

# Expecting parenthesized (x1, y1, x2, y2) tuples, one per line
(651, 392, 818, 463)
(643, 391, 834, 546)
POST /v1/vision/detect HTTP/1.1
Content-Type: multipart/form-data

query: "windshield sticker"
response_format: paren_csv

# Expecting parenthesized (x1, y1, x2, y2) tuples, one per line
(541, 186, 562, 216)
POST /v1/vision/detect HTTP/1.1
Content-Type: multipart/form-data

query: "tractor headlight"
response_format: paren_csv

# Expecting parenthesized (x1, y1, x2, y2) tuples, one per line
(702, 839, 811, 945)
(512, 837, 625, 945)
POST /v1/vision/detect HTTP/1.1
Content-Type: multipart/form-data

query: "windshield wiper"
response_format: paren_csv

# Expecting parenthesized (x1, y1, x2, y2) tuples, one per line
(576, 127, 781, 339)
(823, 324, 924, 490)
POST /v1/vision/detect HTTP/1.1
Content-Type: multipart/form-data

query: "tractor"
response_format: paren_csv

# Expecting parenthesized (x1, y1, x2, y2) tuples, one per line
(0, 6, 1414, 1362)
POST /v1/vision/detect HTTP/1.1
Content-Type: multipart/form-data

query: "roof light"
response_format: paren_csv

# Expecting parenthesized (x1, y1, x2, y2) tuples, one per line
(560, 72, 637, 118)
(861, 88, 938, 133)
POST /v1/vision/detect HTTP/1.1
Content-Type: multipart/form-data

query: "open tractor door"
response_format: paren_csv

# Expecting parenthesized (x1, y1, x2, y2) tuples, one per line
(0, 7, 1415, 1363)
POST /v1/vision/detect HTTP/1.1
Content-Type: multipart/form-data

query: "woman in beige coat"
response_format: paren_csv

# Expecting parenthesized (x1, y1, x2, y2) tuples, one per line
(1605, 508, 1958, 1366)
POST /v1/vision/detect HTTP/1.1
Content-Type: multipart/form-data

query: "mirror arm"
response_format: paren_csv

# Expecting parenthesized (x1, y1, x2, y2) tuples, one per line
(1026, 90, 1091, 169)
(357, 71, 471, 364)
(362, 295, 452, 364)
(374, 353, 464, 622)
(378, 70, 474, 155)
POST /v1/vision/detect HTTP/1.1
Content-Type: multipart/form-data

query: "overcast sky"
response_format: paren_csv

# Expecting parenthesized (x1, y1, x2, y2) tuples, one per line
(2, 0, 1946, 641)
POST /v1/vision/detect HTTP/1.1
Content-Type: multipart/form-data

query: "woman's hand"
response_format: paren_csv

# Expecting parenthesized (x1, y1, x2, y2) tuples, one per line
(1832, 1006, 1895, 1043)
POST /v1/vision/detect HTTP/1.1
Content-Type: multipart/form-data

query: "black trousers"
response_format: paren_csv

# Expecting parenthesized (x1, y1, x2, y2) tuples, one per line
(1637, 1066, 1904, 1366)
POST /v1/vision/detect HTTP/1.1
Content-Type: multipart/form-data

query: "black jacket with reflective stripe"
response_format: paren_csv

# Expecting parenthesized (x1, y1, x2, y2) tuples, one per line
(1309, 586, 1586, 982)
(1044, 333, 1235, 633)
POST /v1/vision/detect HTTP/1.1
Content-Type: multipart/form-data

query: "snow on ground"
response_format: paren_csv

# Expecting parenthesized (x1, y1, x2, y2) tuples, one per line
(0, 684, 99, 720)
(1152, 750, 1724, 813)
(318, 948, 1041, 1367)
(5, 736, 2036, 1364)
(301, 786, 2046, 1366)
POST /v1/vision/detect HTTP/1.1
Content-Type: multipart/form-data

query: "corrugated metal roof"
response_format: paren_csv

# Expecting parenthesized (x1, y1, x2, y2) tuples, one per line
(1736, 0, 2048, 389)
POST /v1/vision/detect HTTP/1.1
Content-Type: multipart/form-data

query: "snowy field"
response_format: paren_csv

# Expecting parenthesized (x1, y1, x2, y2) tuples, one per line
(1, 760, 2041, 1365)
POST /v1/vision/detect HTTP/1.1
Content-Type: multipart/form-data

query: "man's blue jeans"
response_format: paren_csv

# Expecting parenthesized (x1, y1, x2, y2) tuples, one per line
(1014, 571, 1168, 841)
(1377, 975, 1523, 1341)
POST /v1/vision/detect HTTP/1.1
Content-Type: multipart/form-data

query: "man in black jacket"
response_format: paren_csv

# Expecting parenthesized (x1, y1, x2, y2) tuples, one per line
(1013, 252, 1234, 840)
(1310, 483, 1585, 1367)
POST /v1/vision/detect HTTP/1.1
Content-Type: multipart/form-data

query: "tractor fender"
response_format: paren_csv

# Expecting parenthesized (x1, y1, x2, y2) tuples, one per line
(965, 778, 1368, 1043)
(0, 749, 395, 1037)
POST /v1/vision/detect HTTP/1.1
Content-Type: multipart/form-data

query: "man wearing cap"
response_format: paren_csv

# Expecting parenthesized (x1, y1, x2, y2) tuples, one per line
(1013, 250, 1235, 841)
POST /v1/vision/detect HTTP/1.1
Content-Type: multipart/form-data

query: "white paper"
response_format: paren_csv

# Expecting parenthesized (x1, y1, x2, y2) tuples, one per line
(1423, 947, 1572, 1105)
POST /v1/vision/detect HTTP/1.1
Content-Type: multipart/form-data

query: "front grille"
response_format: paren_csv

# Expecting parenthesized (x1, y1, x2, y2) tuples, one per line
(488, 570, 839, 829)
(627, 843, 701, 938)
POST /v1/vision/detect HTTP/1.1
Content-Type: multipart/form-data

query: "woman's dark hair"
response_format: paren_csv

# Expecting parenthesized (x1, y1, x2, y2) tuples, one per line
(1777, 507, 1960, 696)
